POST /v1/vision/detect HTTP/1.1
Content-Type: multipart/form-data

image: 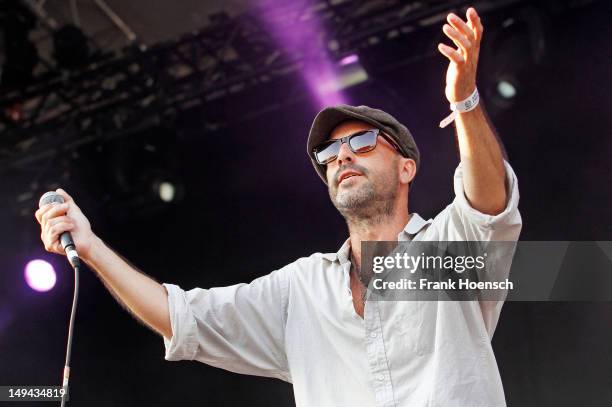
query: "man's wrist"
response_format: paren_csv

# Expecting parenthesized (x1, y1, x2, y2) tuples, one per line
(81, 234, 104, 265)
(439, 87, 480, 128)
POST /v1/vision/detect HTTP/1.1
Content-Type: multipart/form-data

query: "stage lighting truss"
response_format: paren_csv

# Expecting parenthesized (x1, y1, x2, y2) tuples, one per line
(0, 0, 591, 181)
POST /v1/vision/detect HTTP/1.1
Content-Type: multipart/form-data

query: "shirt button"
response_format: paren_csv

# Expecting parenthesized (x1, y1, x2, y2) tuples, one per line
(370, 332, 377, 338)
(377, 374, 384, 381)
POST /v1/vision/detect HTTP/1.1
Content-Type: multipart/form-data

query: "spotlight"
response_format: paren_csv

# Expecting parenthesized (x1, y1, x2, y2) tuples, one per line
(156, 181, 178, 203)
(496, 80, 517, 99)
(24, 259, 56, 292)
(149, 173, 184, 204)
(338, 54, 359, 66)
(490, 75, 521, 109)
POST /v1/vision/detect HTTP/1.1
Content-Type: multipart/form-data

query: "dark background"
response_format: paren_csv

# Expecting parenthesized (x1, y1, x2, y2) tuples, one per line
(1, 0, 611, 405)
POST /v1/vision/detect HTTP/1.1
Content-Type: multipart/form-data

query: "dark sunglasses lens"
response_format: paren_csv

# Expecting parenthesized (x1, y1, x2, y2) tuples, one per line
(315, 141, 341, 164)
(350, 131, 377, 153)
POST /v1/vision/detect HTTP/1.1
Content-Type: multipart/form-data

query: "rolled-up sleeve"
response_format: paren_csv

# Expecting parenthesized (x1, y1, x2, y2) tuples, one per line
(162, 266, 291, 381)
(440, 159, 522, 242)
(163, 283, 199, 361)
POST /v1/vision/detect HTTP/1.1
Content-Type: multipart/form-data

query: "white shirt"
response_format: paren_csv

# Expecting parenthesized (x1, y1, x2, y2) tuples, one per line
(162, 160, 522, 407)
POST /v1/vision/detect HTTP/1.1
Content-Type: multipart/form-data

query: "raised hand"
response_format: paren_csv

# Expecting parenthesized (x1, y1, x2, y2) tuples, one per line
(437, 7, 484, 103)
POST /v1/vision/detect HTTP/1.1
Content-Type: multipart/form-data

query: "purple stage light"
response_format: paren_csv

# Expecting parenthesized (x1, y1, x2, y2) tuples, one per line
(339, 54, 359, 66)
(314, 56, 369, 99)
(24, 260, 57, 292)
(256, 0, 349, 109)
(305, 62, 349, 106)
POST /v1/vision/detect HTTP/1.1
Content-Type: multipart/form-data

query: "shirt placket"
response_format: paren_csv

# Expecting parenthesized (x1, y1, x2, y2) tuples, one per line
(364, 300, 396, 407)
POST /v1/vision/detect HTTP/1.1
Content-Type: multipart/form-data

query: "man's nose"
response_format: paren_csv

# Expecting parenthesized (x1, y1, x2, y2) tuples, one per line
(336, 141, 355, 166)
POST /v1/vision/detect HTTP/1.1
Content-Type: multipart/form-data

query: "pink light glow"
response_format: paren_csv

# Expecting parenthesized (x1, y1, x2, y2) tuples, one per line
(339, 54, 359, 66)
(24, 260, 57, 292)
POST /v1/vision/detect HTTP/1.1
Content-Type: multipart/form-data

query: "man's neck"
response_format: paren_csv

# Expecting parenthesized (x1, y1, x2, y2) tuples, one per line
(347, 209, 411, 271)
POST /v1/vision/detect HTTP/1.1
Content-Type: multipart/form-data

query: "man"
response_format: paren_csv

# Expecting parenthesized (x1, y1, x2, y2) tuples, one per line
(35, 7, 521, 406)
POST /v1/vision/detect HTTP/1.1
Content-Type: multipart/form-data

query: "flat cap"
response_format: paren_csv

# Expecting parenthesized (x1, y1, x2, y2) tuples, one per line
(307, 105, 420, 184)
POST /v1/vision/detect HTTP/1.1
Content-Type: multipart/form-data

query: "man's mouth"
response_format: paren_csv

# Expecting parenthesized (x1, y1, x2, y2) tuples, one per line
(340, 174, 360, 183)
(338, 171, 363, 185)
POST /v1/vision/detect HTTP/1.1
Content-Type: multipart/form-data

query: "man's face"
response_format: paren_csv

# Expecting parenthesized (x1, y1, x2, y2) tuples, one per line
(325, 120, 404, 220)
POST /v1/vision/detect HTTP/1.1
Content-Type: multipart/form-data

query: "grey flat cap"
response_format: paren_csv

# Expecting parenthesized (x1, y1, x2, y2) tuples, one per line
(307, 105, 420, 184)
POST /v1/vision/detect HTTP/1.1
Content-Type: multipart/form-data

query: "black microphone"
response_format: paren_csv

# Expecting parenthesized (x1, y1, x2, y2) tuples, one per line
(39, 191, 81, 268)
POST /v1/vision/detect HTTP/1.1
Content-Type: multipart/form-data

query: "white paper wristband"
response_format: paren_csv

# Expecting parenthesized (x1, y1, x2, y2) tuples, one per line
(439, 87, 479, 128)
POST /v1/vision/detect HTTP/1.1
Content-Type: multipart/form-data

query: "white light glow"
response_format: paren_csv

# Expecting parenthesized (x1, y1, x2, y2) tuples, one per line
(24, 260, 56, 292)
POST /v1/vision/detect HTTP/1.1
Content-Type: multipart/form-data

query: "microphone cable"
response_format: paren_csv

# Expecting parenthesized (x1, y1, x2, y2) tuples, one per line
(60, 260, 80, 407)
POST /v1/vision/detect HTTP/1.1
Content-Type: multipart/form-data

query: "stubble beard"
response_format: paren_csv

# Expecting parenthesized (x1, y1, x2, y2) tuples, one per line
(329, 169, 398, 226)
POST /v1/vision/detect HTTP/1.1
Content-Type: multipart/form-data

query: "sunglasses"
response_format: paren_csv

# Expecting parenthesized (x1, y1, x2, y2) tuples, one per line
(312, 129, 403, 165)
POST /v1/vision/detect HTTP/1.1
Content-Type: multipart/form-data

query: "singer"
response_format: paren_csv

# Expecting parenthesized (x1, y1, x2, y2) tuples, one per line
(35, 8, 521, 406)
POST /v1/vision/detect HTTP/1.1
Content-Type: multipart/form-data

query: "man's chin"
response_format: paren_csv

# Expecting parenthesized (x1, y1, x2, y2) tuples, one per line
(333, 189, 370, 208)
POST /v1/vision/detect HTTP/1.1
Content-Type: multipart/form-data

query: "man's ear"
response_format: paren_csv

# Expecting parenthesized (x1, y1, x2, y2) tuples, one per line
(399, 158, 416, 185)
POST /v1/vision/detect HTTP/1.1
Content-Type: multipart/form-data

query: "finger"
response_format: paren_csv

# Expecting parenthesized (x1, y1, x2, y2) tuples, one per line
(46, 220, 74, 244)
(43, 236, 58, 254)
(442, 24, 471, 52)
(47, 216, 72, 229)
(56, 188, 74, 204)
(44, 233, 65, 254)
(36, 200, 69, 223)
(41, 203, 69, 224)
(447, 13, 475, 43)
(438, 43, 464, 64)
(466, 7, 483, 42)
(53, 241, 63, 254)
(43, 221, 73, 254)
(35, 206, 50, 224)
(40, 203, 69, 224)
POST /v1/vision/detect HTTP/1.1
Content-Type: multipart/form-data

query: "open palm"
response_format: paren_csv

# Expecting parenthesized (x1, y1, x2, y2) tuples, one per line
(437, 7, 483, 103)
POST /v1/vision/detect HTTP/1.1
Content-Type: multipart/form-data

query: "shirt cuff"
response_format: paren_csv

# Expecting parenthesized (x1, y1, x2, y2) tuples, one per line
(163, 283, 199, 361)
(452, 159, 520, 230)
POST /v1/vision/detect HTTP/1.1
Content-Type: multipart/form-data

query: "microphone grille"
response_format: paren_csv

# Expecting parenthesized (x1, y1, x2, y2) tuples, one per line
(38, 191, 65, 208)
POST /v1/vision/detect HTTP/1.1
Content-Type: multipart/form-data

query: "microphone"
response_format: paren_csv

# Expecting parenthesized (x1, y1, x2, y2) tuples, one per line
(39, 191, 81, 268)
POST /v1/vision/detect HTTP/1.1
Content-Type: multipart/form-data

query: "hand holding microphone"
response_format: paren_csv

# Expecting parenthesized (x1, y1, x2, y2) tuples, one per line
(35, 189, 95, 266)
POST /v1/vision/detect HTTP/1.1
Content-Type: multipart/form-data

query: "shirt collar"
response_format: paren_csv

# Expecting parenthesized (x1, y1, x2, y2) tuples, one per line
(321, 213, 432, 263)
(402, 212, 432, 235)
